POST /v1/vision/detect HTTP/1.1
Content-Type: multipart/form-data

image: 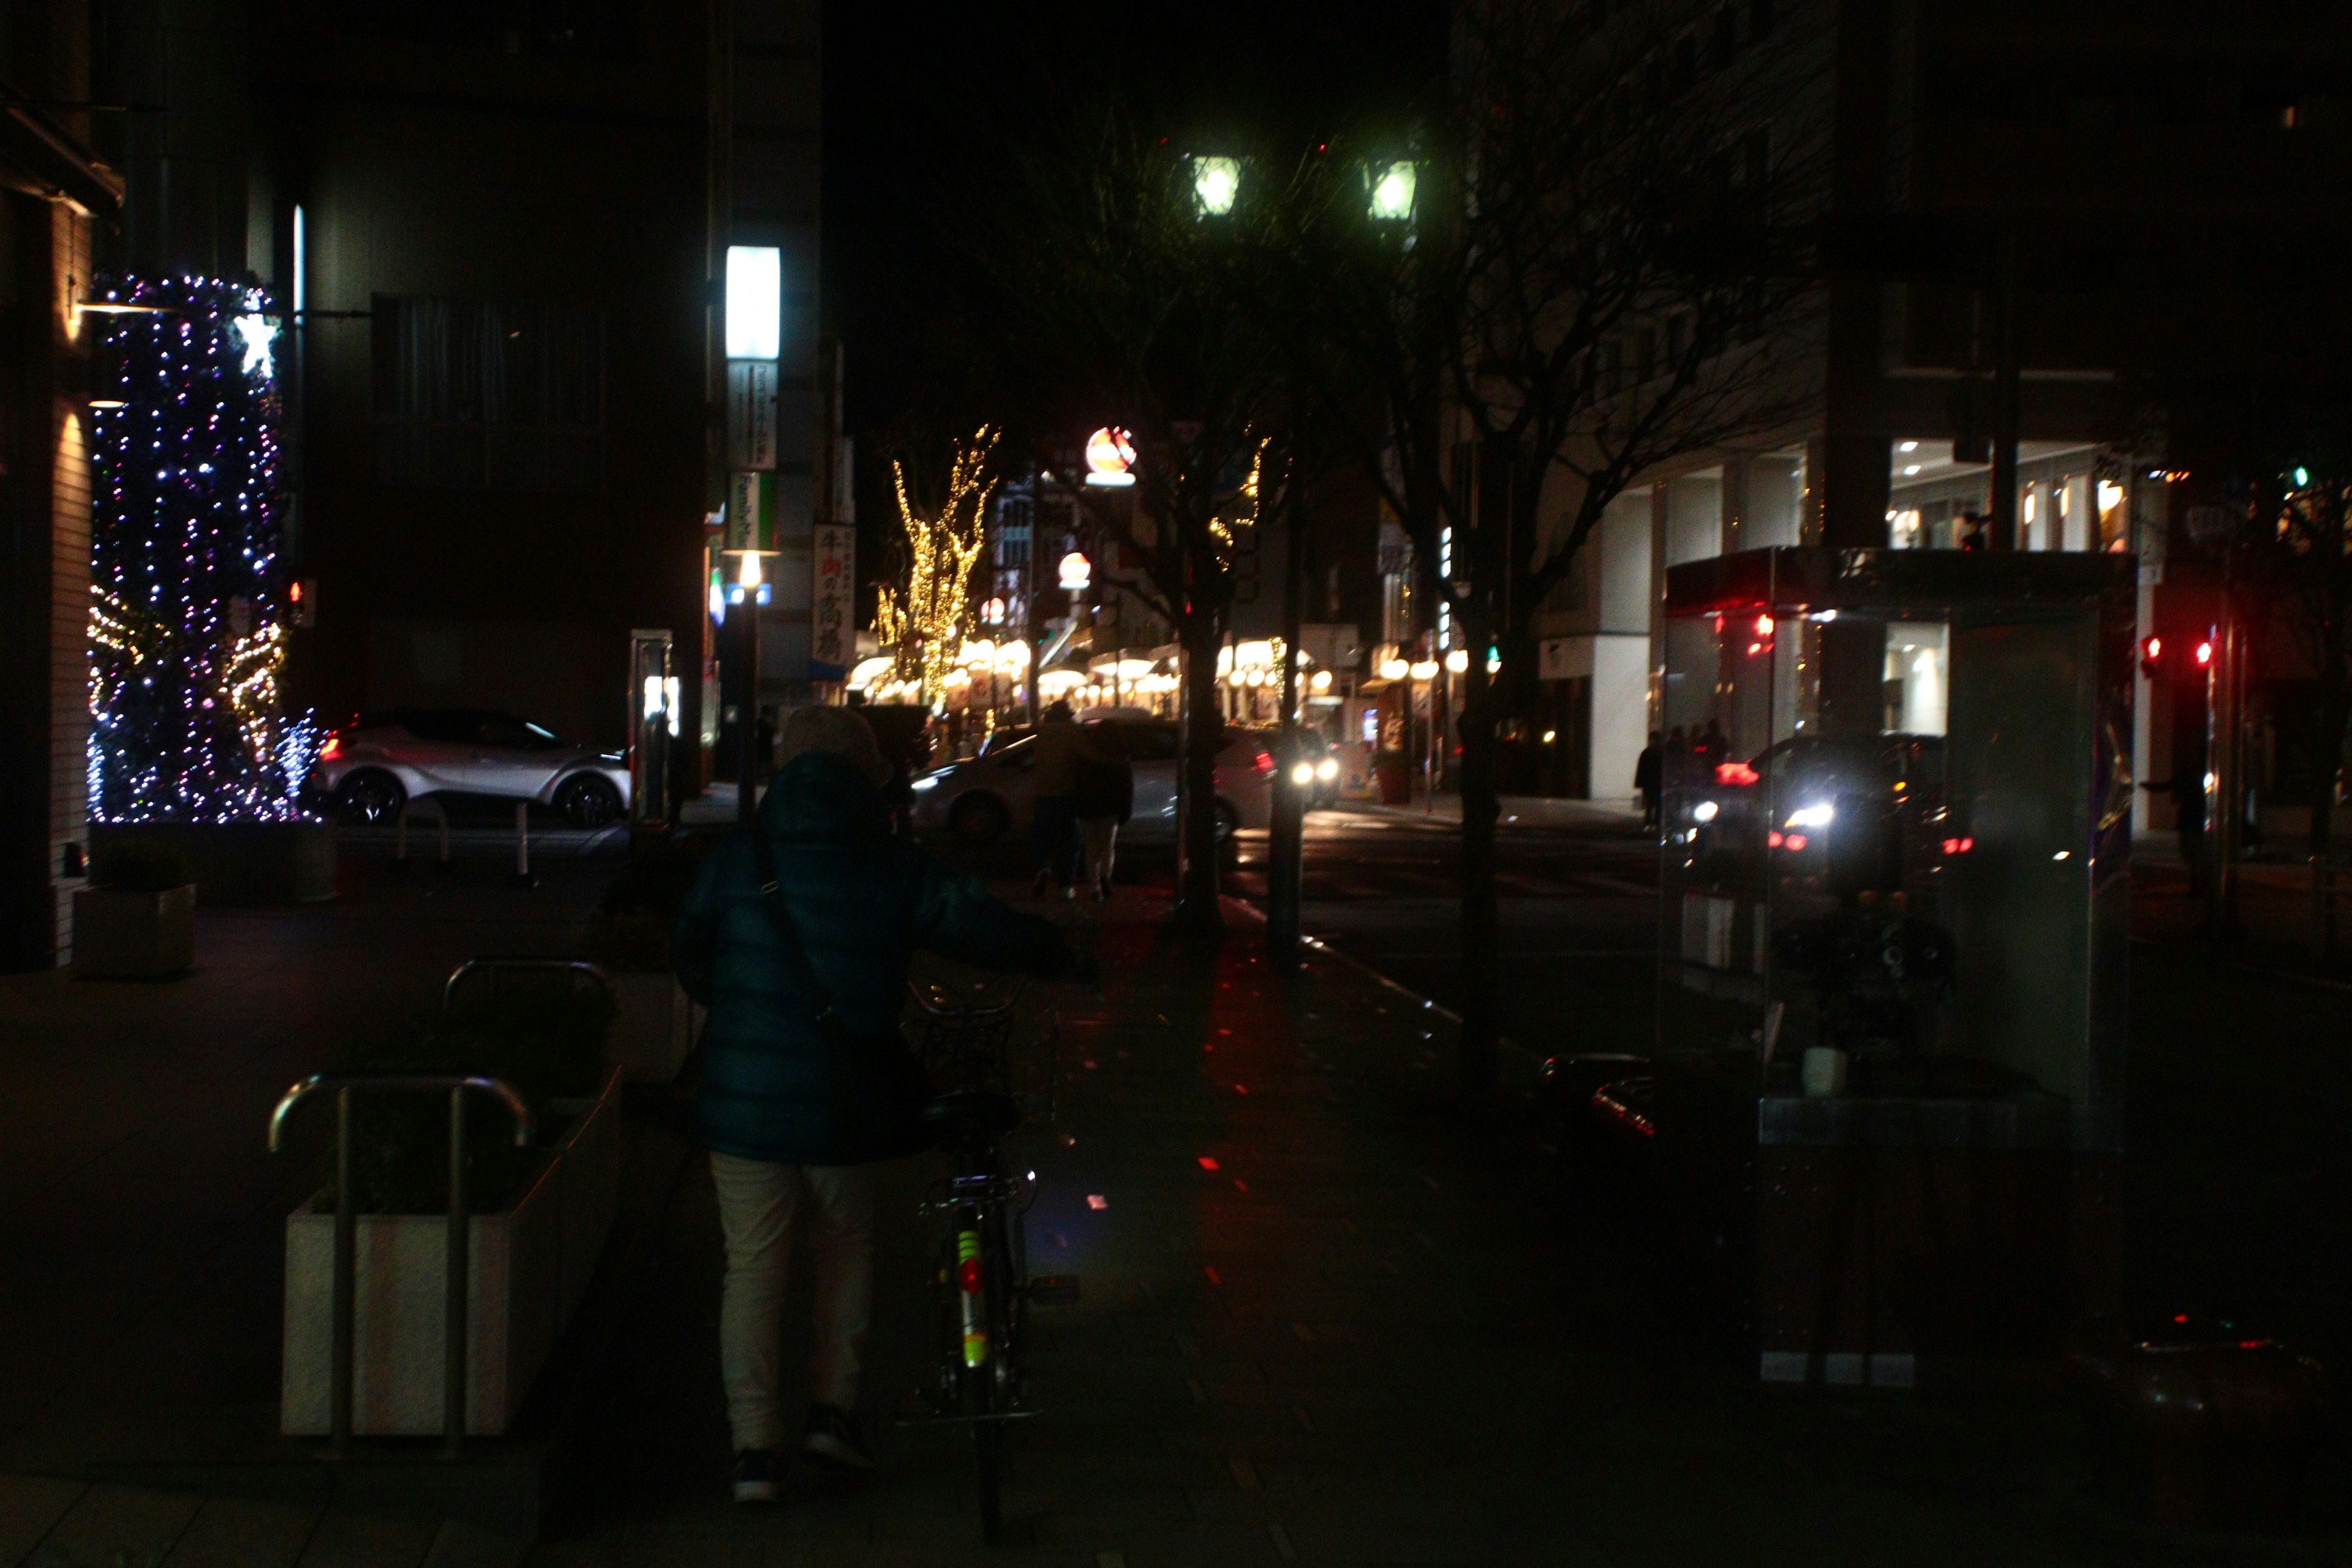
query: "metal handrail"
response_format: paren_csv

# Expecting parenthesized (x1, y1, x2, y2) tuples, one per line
(269, 1072, 534, 1459)
(442, 957, 613, 1017)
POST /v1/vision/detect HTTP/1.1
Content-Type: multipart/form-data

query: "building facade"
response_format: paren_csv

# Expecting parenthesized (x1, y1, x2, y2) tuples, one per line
(1525, 0, 2352, 828)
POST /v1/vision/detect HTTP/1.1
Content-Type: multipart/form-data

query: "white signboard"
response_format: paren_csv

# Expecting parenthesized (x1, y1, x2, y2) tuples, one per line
(726, 360, 778, 471)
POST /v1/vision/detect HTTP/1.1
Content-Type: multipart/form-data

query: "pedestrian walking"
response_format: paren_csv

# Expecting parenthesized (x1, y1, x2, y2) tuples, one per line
(1072, 721, 1134, 900)
(1634, 731, 1662, 831)
(1030, 699, 1082, 897)
(672, 706, 1079, 1504)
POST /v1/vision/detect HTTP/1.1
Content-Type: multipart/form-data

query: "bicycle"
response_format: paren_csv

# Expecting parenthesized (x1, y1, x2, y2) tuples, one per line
(904, 980, 1077, 1545)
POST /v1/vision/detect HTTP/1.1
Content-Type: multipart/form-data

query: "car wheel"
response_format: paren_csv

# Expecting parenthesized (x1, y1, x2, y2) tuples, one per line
(337, 769, 406, 826)
(556, 774, 622, 829)
(1213, 800, 1240, 842)
(951, 794, 1009, 843)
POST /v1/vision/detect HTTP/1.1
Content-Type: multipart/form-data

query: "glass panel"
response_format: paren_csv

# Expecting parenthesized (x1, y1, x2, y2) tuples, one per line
(1659, 551, 2127, 1135)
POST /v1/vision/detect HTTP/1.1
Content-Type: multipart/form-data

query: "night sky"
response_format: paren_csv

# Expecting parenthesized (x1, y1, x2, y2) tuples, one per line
(823, 0, 1449, 445)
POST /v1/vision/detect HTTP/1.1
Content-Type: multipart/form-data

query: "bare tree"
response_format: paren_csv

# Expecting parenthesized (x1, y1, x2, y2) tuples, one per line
(1278, 0, 1824, 1112)
(989, 121, 1288, 931)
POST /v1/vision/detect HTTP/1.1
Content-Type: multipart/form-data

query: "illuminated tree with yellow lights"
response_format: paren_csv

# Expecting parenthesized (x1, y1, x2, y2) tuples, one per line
(873, 428, 998, 708)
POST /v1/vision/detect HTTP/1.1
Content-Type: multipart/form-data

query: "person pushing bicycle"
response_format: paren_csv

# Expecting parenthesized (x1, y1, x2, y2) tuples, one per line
(673, 705, 1084, 1504)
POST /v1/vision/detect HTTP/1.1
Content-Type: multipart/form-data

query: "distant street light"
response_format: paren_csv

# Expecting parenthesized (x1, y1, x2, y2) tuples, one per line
(1058, 551, 1092, 592)
(1366, 160, 1417, 222)
(1380, 657, 1410, 680)
(1190, 156, 1241, 217)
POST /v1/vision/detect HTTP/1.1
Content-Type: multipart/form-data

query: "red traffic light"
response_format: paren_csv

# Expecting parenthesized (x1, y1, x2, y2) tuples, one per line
(2195, 639, 2214, 668)
(2139, 635, 2162, 675)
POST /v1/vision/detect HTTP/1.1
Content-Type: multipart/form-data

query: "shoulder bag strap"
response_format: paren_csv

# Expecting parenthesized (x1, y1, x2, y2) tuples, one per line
(747, 829, 841, 1028)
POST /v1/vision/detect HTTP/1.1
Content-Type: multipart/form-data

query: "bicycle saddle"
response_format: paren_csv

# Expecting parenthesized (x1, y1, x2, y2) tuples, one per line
(922, 1091, 1022, 1148)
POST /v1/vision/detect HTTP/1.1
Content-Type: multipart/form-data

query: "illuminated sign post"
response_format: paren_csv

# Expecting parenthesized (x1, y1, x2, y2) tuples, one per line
(1083, 427, 1136, 488)
(723, 243, 783, 826)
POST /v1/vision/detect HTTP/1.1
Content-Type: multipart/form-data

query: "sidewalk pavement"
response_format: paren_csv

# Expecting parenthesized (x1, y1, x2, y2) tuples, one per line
(7, 850, 2352, 1566)
(526, 883, 2352, 1567)
(0, 856, 616, 1567)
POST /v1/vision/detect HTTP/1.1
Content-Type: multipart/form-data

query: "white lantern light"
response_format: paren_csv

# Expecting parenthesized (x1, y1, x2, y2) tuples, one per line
(1191, 156, 1241, 217)
(724, 245, 783, 360)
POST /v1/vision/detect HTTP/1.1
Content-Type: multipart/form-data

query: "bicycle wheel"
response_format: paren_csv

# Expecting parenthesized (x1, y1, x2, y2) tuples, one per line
(961, 1287, 1005, 1542)
(952, 1205, 1007, 1544)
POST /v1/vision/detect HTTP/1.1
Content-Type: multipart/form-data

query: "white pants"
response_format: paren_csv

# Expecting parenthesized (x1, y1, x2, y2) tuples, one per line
(709, 1152, 879, 1452)
(1079, 815, 1120, 889)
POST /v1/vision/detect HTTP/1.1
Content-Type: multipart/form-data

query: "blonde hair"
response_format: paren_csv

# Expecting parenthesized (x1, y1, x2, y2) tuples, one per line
(777, 705, 891, 786)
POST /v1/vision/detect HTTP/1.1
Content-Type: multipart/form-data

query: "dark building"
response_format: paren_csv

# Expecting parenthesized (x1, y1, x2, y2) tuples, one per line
(1, 0, 827, 969)
(1524, 0, 2352, 826)
(0, 1, 113, 970)
(254, 1, 829, 777)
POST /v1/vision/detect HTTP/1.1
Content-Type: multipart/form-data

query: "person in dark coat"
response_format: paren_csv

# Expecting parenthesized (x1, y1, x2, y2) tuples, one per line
(1030, 699, 1082, 897)
(673, 705, 1076, 1502)
(1634, 731, 1662, 830)
(1072, 721, 1135, 900)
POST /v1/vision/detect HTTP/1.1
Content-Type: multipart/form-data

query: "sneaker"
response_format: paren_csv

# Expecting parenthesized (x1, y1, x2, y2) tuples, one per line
(731, 1447, 780, 1504)
(801, 1404, 874, 1474)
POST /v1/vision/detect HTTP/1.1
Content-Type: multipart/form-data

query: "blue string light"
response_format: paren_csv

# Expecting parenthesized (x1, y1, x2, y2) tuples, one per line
(87, 274, 316, 823)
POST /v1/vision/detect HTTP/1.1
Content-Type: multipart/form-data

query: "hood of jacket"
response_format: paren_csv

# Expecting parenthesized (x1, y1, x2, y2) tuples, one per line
(756, 750, 892, 845)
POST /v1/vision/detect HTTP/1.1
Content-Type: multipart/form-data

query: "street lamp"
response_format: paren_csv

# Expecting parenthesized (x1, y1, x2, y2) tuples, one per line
(1366, 160, 1417, 223)
(1190, 155, 1241, 217)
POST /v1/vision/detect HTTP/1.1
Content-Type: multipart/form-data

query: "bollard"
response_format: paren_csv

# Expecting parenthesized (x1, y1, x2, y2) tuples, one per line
(510, 801, 535, 888)
(393, 799, 453, 872)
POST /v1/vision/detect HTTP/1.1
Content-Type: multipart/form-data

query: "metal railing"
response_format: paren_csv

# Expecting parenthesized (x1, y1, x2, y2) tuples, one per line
(443, 957, 613, 1018)
(268, 1072, 533, 1458)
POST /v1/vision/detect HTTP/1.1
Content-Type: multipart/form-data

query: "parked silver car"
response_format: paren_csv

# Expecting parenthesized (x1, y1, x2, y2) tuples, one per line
(310, 709, 631, 827)
(907, 718, 1273, 843)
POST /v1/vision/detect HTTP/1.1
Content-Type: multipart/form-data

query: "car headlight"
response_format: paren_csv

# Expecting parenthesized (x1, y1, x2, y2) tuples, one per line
(1692, 799, 1719, 823)
(1316, 758, 1339, 781)
(1291, 762, 1316, 785)
(911, 775, 941, 792)
(1785, 802, 1834, 829)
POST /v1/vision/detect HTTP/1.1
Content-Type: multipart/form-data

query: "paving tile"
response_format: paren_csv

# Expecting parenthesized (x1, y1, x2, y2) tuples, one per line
(26, 1482, 202, 1567)
(0, 1474, 85, 1566)
(160, 1493, 323, 1568)
(291, 1503, 443, 1568)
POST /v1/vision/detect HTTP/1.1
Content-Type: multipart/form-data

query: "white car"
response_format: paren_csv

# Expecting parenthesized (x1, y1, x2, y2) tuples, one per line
(907, 718, 1273, 843)
(310, 708, 632, 827)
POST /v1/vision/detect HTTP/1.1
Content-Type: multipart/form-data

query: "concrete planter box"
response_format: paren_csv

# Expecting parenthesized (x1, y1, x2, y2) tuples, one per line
(71, 885, 196, 979)
(280, 1065, 622, 1437)
(91, 820, 336, 905)
(609, 971, 695, 1083)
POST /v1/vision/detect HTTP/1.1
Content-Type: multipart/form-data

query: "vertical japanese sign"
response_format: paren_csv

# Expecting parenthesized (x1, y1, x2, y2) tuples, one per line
(728, 471, 778, 552)
(726, 360, 779, 471)
(812, 524, 855, 676)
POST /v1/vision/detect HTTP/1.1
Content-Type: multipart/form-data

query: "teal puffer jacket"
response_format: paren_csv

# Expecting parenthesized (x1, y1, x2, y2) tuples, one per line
(673, 752, 1071, 1164)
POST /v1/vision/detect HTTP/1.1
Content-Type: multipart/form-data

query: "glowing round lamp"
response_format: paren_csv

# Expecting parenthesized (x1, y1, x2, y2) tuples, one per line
(1083, 428, 1136, 488)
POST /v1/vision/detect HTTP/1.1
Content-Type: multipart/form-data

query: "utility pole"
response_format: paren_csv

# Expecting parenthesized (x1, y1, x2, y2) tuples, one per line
(1267, 396, 1308, 963)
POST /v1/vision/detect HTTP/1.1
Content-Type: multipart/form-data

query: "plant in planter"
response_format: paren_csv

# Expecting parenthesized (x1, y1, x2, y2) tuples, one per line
(581, 834, 714, 1082)
(73, 839, 197, 979)
(282, 987, 624, 1438)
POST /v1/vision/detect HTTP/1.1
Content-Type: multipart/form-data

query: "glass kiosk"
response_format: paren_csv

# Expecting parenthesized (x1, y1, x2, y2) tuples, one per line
(1656, 547, 2135, 1385)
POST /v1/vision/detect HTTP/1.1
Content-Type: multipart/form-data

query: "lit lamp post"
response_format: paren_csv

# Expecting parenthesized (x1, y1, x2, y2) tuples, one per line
(723, 242, 783, 827)
(720, 545, 775, 823)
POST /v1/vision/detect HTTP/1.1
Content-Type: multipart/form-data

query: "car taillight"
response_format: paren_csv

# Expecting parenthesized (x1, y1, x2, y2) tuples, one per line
(318, 734, 342, 761)
(1253, 751, 1275, 777)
